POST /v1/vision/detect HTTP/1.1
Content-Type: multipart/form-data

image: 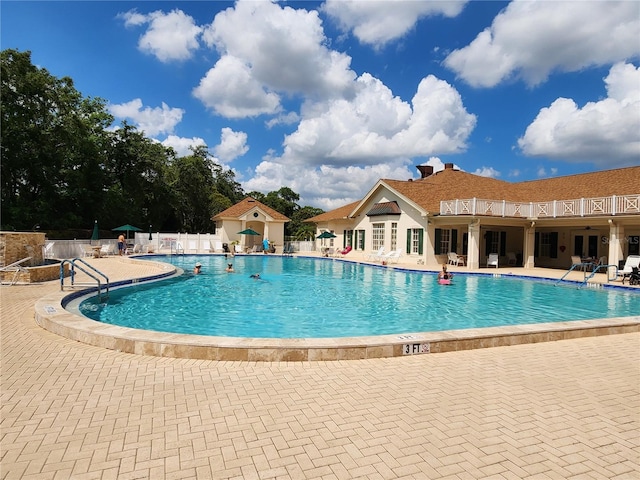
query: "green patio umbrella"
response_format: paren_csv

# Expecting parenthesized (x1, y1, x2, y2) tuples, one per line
(316, 231, 336, 239)
(91, 220, 100, 243)
(112, 224, 142, 240)
(148, 225, 153, 241)
(237, 228, 260, 236)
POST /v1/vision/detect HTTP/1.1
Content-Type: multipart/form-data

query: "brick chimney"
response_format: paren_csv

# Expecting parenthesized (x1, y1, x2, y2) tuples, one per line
(444, 163, 454, 170)
(416, 165, 434, 178)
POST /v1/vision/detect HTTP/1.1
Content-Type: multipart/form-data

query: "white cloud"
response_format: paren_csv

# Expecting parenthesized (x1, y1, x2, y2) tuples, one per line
(119, 9, 202, 62)
(278, 73, 475, 167)
(473, 166, 500, 178)
(444, 0, 640, 87)
(323, 0, 467, 48)
(109, 99, 184, 137)
(192, 56, 281, 118)
(265, 112, 300, 129)
(213, 128, 249, 164)
(161, 135, 207, 157)
(243, 156, 414, 211)
(195, 0, 356, 118)
(518, 62, 640, 166)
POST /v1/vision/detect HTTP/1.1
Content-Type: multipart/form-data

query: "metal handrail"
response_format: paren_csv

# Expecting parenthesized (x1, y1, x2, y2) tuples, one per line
(556, 262, 618, 287)
(60, 258, 110, 300)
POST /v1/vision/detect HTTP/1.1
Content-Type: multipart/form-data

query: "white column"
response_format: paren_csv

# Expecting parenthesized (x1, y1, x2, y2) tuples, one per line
(425, 222, 437, 267)
(523, 223, 536, 268)
(467, 220, 481, 269)
(608, 221, 624, 274)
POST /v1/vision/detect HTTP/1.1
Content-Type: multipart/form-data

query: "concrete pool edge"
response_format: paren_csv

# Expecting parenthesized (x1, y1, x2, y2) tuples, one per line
(34, 261, 640, 361)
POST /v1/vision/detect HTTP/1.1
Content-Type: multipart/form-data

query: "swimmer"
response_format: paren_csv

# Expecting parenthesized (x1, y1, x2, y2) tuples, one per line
(437, 264, 451, 280)
(194, 262, 202, 274)
(225, 263, 234, 272)
(249, 273, 260, 279)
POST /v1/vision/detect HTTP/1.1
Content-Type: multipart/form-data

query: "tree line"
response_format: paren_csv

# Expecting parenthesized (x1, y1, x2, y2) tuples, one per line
(1, 49, 323, 239)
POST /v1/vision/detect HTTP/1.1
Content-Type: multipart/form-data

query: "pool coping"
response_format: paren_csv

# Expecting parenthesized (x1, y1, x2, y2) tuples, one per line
(34, 256, 640, 361)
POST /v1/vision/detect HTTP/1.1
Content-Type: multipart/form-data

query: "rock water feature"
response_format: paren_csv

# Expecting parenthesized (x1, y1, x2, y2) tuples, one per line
(0, 232, 66, 283)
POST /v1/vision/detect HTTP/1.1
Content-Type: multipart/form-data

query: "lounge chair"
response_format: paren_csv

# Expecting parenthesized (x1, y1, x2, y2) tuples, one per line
(379, 249, 402, 264)
(619, 255, 640, 284)
(487, 253, 499, 268)
(337, 246, 352, 257)
(81, 244, 94, 258)
(448, 252, 465, 266)
(100, 244, 114, 256)
(365, 247, 385, 261)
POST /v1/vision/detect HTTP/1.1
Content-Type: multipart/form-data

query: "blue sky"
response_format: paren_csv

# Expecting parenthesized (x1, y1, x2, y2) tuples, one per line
(2, 0, 639, 210)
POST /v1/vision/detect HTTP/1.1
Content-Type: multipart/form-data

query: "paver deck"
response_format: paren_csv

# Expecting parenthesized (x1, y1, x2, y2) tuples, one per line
(1, 255, 639, 479)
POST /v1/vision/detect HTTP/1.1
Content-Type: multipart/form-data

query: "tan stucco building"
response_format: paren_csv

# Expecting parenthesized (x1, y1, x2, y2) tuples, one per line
(306, 164, 640, 271)
(212, 197, 290, 252)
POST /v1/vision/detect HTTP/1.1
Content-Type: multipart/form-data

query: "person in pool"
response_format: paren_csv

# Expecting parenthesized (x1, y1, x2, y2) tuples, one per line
(437, 264, 452, 280)
(249, 273, 260, 279)
(193, 262, 202, 274)
(225, 263, 234, 272)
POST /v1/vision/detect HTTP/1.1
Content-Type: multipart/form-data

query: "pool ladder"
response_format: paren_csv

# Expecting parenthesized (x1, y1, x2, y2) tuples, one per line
(556, 263, 618, 288)
(60, 258, 110, 300)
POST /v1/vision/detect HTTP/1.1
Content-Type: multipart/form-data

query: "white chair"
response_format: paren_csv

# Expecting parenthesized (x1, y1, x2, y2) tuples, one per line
(43, 242, 55, 259)
(448, 252, 465, 266)
(81, 244, 94, 258)
(175, 242, 185, 255)
(571, 255, 586, 271)
(507, 252, 517, 266)
(487, 253, 499, 268)
(365, 247, 385, 261)
(619, 255, 640, 284)
(380, 249, 402, 264)
(100, 244, 114, 256)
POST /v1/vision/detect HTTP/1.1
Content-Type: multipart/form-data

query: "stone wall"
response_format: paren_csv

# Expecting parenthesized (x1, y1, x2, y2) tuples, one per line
(0, 232, 46, 267)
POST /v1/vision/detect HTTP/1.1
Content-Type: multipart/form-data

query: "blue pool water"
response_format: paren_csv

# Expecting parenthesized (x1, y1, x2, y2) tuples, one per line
(77, 255, 639, 338)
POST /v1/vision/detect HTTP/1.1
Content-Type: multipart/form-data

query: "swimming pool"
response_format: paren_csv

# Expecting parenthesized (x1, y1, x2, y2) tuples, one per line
(77, 255, 639, 339)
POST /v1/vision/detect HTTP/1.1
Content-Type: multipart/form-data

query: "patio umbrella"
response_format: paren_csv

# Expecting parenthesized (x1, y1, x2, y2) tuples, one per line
(112, 224, 142, 240)
(148, 225, 153, 241)
(316, 231, 336, 239)
(237, 228, 260, 236)
(91, 220, 99, 244)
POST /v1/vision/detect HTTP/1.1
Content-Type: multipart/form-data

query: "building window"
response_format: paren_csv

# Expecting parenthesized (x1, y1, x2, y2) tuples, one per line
(372, 223, 385, 250)
(440, 229, 451, 254)
(539, 232, 551, 257)
(391, 223, 397, 251)
(629, 235, 639, 256)
(411, 229, 420, 254)
(357, 230, 365, 250)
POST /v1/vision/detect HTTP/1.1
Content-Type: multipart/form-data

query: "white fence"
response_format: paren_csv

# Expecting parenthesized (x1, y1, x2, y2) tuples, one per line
(440, 194, 640, 218)
(43, 235, 317, 258)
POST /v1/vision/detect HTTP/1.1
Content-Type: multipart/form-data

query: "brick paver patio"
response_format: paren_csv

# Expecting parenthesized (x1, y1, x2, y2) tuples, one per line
(1, 257, 639, 479)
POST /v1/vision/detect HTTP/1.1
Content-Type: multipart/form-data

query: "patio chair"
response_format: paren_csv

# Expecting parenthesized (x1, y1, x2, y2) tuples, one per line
(487, 253, 499, 268)
(619, 255, 640, 284)
(571, 255, 586, 271)
(43, 242, 55, 259)
(100, 244, 114, 256)
(337, 246, 352, 257)
(379, 249, 402, 264)
(448, 252, 465, 266)
(506, 252, 517, 266)
(81, 244, 94, 258)
(365, 247, 385, 261)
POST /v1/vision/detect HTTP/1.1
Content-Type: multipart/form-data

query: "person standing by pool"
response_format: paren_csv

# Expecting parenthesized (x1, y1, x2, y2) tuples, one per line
(117, 234, 125, 256)
(194, 262, 202, 274)
(263, 237, 269, 254)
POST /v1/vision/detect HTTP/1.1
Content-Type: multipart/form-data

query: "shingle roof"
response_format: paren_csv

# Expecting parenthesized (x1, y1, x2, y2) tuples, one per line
(392, 166, 640, 212)
(212, 197, 290, 221)
(304, 201, 360, 223)
(366, 201, 402, 216)
(312, 166, 640, 219)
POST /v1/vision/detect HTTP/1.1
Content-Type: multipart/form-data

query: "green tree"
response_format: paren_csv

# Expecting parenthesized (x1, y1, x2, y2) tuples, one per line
(1, 49, 113, 230)
(289, 206, 324, 240)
